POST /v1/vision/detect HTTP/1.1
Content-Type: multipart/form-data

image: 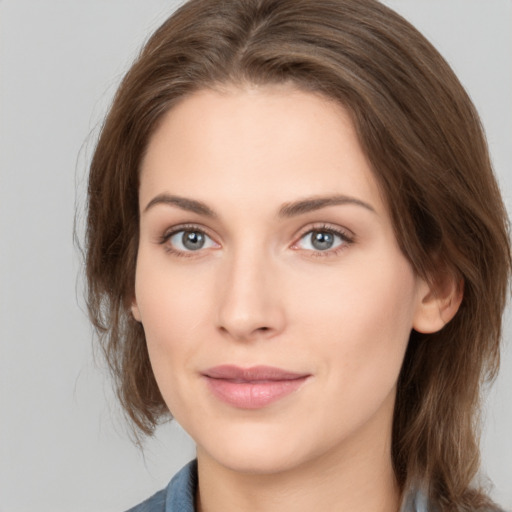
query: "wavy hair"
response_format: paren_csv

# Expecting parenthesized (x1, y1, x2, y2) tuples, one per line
(85, 0, 511, 509)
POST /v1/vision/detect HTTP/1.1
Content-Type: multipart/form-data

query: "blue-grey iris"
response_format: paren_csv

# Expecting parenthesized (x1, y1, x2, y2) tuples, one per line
(182, 231, 205, 250)
(311, 231, 334, 250)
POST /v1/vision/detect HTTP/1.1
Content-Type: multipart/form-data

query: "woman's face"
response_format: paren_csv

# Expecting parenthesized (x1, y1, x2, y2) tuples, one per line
(133, 84, 431, 475)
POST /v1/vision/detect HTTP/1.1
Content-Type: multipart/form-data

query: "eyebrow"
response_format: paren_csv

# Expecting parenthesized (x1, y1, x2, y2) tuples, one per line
(143, 193, 376, 218)
(143, 194, 216, 217)
(278, 195, 376, 217)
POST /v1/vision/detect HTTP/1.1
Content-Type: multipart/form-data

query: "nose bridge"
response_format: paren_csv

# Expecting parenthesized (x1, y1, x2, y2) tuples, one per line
(216, 241, 285, 340)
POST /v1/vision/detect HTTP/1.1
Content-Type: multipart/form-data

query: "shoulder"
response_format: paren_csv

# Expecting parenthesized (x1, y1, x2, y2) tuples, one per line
(400, 486, 506, 512)
(125, 488, 167, 512)
(400, 486, 431, 512)
(124, 460, 198, 512)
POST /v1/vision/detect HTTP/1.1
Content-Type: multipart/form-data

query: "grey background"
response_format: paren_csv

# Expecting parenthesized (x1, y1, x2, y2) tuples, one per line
(0, 1, 510, 511)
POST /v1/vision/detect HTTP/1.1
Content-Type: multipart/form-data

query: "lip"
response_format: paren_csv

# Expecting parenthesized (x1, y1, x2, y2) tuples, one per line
(202, 365, 310, 409)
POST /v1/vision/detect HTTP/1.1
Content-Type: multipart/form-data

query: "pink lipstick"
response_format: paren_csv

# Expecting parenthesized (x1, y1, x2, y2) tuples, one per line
(202, 365, 310, 409)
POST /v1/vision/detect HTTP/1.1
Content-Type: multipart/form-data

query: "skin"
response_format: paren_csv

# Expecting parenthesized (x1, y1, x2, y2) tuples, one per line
(132, 84, 460, 512)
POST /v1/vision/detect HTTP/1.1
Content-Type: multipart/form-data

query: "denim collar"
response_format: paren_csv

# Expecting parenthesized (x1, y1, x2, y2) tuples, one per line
(128, 460, 436, 512)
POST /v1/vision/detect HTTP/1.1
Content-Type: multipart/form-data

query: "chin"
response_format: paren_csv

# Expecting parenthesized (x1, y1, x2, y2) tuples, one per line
(209, 447, 310, 476)
(195, 421, 327, 476)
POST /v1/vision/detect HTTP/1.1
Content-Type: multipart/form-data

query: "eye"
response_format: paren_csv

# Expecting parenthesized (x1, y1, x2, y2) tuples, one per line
(295, 228, 351, 253)
(166, 229, 218, 252)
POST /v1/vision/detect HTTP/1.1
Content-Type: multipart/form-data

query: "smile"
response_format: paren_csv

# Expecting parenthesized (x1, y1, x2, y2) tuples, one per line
(202, 365, 311, 409)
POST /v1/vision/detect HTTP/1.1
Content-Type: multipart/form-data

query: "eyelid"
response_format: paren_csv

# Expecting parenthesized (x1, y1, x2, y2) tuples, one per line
(156, 222, 354, 257)
(159, 222, 212, 240)
(290, 223, 355, 254)
(158, 223, 221, 256)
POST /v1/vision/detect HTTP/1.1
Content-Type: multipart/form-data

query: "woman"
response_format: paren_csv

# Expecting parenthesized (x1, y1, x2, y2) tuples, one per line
(85, 0, 511, 510)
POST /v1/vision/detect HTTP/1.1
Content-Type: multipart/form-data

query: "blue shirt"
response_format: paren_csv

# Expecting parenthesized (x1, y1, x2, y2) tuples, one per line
(126, 460, 197, 512)
(125, 459, 436, 512)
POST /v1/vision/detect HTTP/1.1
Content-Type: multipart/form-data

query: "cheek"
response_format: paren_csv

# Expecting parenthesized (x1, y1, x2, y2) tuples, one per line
(288, 257, 418, 439)
(135, 249, 213, 335)
(133, 253, 215, 396)
(290, 253, 418, 381)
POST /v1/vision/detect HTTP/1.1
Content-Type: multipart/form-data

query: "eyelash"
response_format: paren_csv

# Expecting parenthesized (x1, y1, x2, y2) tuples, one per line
(158, 223, 219, 258)
(292, 224, 354, 258)
(158, 223, 354, 258)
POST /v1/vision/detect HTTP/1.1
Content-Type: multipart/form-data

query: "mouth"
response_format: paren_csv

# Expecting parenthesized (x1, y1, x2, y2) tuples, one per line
(202, 365, 311, 409)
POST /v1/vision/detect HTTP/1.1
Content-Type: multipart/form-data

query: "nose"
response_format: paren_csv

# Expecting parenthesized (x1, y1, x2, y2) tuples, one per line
(215, 249, 286, 342)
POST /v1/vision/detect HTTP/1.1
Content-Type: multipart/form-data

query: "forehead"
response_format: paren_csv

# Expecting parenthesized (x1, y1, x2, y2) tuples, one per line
(139, 84, 386, 216)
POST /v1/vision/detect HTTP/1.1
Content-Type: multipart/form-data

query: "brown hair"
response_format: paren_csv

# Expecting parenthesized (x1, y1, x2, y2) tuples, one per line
(85, 0, 511, 508)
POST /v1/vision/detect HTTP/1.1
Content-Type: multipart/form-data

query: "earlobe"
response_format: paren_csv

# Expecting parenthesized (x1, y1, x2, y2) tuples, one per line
(412, 274, 463, 334)
(131, 299, 142, 322)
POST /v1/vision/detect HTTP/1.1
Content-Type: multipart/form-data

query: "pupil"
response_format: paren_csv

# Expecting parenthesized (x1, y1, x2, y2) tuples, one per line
(182, 231, 204, 250)
(312, 231, 333, 250)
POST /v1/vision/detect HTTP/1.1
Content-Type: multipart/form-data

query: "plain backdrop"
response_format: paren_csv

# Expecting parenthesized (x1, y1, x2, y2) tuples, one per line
(0, 1, 510, 511)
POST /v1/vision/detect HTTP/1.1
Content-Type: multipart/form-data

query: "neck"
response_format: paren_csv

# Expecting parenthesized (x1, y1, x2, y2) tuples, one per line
(195, 405, 400, 512)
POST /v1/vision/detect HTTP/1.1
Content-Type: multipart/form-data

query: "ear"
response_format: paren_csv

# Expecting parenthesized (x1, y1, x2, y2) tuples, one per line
(413, 271, 463, 334)
(131, 297, 142, 322)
